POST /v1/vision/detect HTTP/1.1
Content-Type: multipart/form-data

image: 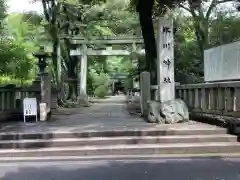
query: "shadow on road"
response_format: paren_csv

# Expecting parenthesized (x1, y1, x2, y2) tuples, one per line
(1, 158, 240, 180)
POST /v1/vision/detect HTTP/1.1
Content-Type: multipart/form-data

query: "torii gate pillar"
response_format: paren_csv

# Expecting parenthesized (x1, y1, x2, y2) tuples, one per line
(78, 44, 89, 105)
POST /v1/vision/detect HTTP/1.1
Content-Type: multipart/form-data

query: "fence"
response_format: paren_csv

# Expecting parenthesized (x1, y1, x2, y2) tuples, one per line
(0, 85, 57, 121)
(127, 80, 240, 118)
(176, 81, 240, 117)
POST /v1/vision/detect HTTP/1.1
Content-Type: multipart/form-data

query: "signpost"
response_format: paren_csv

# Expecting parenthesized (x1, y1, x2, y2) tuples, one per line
(23, 98, 37, 123)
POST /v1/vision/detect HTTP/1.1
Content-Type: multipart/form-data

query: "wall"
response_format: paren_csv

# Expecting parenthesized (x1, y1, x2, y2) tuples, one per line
(204, 41, 240, 82)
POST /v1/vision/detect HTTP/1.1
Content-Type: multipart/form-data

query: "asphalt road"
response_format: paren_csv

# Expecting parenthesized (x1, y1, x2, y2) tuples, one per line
(1, 157, 240, 180)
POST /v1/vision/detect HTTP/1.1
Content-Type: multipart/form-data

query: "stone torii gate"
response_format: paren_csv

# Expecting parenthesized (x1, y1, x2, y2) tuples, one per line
(69, 36, 145, 104)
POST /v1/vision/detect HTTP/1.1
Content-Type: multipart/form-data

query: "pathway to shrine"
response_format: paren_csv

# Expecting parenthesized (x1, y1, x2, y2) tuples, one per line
(0, 95, 221, 134)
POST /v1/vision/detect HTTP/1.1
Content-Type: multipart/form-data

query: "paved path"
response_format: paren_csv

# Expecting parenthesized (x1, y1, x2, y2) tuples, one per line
(1, 158, 240, 180)
(0, 95, 224, 134)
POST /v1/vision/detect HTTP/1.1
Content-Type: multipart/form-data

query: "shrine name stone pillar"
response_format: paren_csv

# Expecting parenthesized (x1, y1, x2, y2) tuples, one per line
(157, 17, 175, 102)
(147, 17, 189, 124)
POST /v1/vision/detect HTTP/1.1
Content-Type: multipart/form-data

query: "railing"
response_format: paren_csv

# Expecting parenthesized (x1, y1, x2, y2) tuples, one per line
(0, 86, 41, 120)
(176, 81, 240, 117)
(127, 80, 240, 117)
(0, 85, 58, 121)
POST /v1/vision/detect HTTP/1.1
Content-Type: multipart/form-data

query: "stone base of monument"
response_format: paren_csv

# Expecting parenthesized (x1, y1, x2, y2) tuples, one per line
(147, 99, 189, 124)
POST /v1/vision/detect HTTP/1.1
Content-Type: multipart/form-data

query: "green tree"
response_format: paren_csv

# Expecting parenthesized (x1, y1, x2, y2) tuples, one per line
(179, 0, 233, 62)
(209, 14, 240, 46)
(39, 0, 140, 101)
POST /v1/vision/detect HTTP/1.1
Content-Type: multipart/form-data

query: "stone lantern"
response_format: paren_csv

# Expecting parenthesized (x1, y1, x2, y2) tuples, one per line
(32, 46, 51, 84)
(33, 46, 50, 75)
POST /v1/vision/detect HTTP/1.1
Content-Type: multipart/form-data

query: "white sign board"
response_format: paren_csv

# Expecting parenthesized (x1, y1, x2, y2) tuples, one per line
(157, 18, 175, 102)
(23, 98, 37, 123)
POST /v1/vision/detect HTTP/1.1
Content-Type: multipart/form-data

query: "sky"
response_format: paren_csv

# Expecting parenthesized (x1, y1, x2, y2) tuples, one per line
(7, 0, 43, 14)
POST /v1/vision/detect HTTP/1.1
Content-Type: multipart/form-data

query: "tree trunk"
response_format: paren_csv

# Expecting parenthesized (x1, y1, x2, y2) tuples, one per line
(66, 58, 78, 101)
(51, 35, 59, 83)
(192, 19, 208, 64)
(66, 48, 78, 102)
(67, 81, 77, 101)
(41, 0, 62, 102)
(63, 33, 79, 102)
(137, 0, 157, 85)
(188, 1, 209, 65)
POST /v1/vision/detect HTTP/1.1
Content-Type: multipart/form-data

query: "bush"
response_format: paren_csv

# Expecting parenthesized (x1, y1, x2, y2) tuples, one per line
(0, 75, 33, 85)
(95, 84, 108, 98)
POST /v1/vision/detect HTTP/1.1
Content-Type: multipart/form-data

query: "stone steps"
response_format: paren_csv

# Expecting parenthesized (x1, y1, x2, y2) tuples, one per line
(0, 142, 240, 157)
(0, 127, 238, 159)
(0, 128, 227, 140)
(0, 134, 236, 149)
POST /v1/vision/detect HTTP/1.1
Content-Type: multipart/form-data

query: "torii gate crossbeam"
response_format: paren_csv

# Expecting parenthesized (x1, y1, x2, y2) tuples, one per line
(62, 36, 144, 45)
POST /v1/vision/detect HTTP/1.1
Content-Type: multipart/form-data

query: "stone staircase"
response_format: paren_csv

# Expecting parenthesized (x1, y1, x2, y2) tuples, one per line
(0, 127, 239, 160)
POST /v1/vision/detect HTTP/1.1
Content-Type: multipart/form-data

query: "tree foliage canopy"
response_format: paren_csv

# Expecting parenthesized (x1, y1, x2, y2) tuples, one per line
(0, 0, 239, 99)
